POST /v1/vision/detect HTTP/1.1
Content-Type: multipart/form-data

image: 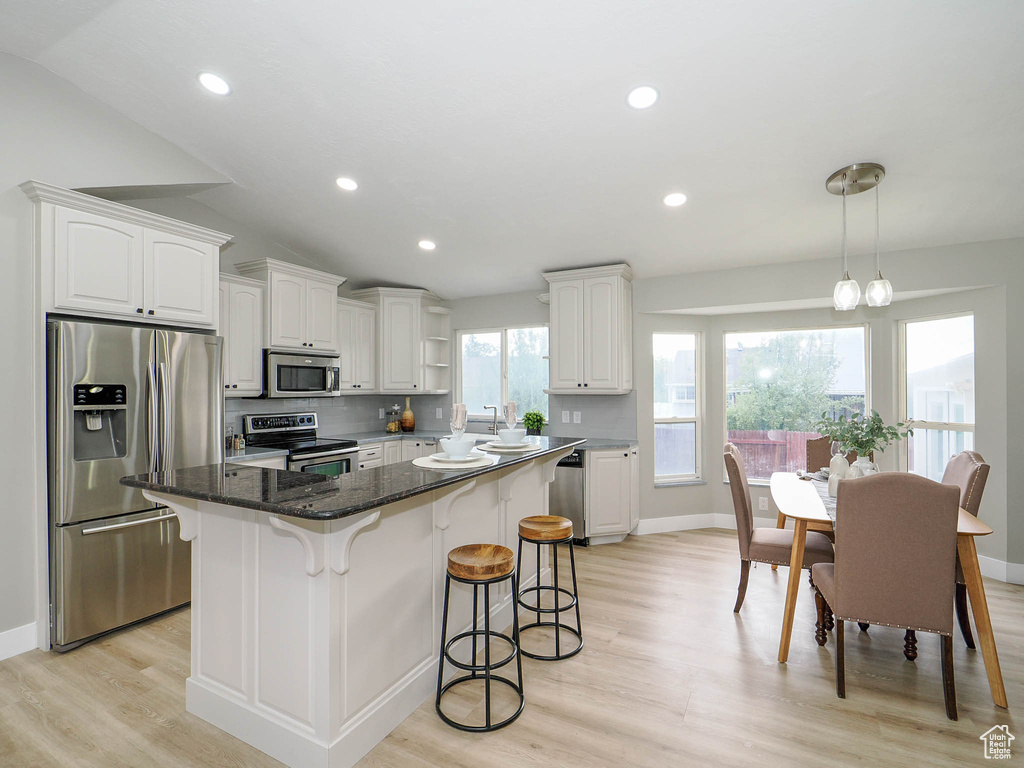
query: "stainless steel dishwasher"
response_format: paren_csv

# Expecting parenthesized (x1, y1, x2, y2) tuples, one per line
(550, 449, 586, 545)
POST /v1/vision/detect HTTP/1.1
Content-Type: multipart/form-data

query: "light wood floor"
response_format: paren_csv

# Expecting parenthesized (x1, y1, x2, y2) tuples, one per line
(1, 529, 1020, 767)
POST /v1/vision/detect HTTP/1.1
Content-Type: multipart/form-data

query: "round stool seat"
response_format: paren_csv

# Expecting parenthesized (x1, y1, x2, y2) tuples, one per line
(519, 515, 573, 542)
(447, 544, 514, 581)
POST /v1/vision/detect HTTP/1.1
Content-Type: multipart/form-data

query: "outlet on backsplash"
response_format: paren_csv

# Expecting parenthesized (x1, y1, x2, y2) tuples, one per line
(572, 411, 581, 424)
(758, 497, 769, 511)
(561, 410, 569, 423)
(436, 407, 443, 419)
(379, 408, 385, 419)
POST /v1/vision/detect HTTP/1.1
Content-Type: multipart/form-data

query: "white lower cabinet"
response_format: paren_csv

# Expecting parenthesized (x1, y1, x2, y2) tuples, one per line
(401, 438, 424, 462)
(383, 440, 403, 465)
(357, 443, 383, 471)
(585, 447, 639, 538)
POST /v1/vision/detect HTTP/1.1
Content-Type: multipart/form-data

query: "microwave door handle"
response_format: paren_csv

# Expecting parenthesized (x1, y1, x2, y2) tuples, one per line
(146, 363, 159, 473)
(157, 362, 170, 472)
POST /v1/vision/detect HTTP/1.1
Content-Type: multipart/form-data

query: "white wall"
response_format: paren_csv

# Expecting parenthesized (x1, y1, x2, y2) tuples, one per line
(0, 53, 228, 652)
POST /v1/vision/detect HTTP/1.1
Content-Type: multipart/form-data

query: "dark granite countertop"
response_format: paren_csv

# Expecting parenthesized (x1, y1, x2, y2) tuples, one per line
(121, 436, 585, 522)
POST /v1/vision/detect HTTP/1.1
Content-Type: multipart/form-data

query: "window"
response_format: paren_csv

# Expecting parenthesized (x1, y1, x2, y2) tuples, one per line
(458, 326, 549, 418)
(725, 326, 867, 481)
(654, 333, 700, 482)
(900, 314, 975, 481)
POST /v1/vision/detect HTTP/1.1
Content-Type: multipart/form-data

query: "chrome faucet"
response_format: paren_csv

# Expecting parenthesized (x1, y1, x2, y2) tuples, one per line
(484, 405, 499, 435)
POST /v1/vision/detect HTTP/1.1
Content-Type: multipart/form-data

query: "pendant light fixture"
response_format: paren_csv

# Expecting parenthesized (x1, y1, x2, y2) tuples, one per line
(826, 163, 885, 311)
(865, 172, 893, 306)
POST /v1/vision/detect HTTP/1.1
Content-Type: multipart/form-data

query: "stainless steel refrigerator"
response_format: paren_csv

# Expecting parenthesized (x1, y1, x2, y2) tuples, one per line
(46, 318, 223, 651)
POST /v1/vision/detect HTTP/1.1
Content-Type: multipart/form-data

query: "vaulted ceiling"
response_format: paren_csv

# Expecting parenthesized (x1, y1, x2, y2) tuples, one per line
(4, 1, 1024, 298)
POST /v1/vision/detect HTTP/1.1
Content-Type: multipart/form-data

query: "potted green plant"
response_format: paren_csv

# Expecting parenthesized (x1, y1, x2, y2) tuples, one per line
(812, 410, 913, 476)
(522, 411, 546, 436)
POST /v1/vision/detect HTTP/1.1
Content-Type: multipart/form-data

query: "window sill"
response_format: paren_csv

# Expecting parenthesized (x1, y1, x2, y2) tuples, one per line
(724, 478, 770, 487)
(655, 479, 707, 488)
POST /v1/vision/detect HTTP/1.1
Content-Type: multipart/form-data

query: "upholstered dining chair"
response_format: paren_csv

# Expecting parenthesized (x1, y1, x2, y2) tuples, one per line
(811, 473, 961, 720)
(723, 444, 834, 613)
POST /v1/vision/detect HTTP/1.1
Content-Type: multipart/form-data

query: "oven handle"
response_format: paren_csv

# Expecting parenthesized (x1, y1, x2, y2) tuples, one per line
(289, 447, 360, 463)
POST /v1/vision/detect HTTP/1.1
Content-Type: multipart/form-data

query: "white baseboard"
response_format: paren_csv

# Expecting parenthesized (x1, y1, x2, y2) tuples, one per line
(0, 622, 37, 662)
(635, 517, 1024, 585)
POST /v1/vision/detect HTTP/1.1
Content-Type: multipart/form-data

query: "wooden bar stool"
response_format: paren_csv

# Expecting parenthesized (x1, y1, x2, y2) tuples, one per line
(516, 515, 583, 660)
(435, 544, 525, 732)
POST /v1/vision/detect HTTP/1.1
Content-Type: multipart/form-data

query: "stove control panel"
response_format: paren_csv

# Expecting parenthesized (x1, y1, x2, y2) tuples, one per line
(244, 412, 318, 434)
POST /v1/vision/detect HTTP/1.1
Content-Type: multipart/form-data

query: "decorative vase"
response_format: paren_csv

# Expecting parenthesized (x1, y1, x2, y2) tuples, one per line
(401, 397, 415, 432)
(848, 456, 877, 478)
(827, 453, 849, 497)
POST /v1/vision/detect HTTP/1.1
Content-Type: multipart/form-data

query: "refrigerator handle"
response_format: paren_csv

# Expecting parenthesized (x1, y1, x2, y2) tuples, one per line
(157, 362, 170, 472)
(146, 363, 159, 473)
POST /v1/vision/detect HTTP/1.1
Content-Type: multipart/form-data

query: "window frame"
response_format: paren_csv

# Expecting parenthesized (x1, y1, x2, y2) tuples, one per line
(722, 322, 871, 485)
(455, 324, 549, 421)
(897, 311, 975, 473)
(653, 331, 703, 485)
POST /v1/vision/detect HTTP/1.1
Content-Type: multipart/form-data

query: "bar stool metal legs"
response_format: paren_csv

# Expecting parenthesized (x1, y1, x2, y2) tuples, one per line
(516, 516, 584, 661)
(435, 545, 524, 732)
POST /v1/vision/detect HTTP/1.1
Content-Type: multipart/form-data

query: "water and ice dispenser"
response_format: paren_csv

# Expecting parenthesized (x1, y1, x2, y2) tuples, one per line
(72, 384, 127, 460)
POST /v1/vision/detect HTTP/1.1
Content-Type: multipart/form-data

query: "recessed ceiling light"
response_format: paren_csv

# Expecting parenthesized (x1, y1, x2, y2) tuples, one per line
(627, 85, 659, 109)
(197, 72, 231, 95)
(418, 240, 436, 251)
(663, 192, 687, 207)
(335, 177, 358, 191)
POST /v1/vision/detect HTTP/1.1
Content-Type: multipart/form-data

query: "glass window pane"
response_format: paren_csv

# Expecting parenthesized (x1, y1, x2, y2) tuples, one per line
(905, 315, 974, 423)
(908, 428, 974, 481)
(655, 422, 696, 477)
(725, 327, 866, 481)
(654, 333, 697, 418)
(460, 332, 501, 416)
(507, 327, 549, 419)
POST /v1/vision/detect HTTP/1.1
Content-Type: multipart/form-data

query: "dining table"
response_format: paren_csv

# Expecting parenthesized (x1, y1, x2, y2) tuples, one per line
(769, 471, 1007, 709)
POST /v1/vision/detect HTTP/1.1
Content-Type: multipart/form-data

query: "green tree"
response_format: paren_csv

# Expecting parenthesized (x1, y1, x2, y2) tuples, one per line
(726, 334, 843, 431)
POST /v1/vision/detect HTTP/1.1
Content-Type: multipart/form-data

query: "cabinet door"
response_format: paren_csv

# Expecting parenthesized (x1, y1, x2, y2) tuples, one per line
(269, 271, 307, 350)
(54, 207, 145, 317)
(144, 231, 217, 325)
(383, 440, 403, 465)
(337, 303, 356, 389)
(355, 307, 377, 390)
(548, 279, 584, 390)
(419, 440, 436, 458)
(381, 296, 421, 391)
(629, 446, 640, 532)
(586, 450, 631, 537)
(401, 439, 421, 462)
(227, 282, 263, 396)
(582, 276, 619, 390)
(219, 282, 230, 394)
(306, 279, 339, 353)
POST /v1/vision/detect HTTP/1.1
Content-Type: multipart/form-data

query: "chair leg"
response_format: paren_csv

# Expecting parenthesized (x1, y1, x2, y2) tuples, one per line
(733, 560, 751, 613)
(955, 583, 976, 649)
(824, 603, 834, 631)
(813, 590, 828, 646)
(903, 630, 918, 661)
(941, 634, 957, 720)
(858, 622, 869, 632)
(835, 620, 845, 698)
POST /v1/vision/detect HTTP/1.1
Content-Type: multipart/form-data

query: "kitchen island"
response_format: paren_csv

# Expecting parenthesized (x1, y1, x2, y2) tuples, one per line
(121, 436, 582, 768)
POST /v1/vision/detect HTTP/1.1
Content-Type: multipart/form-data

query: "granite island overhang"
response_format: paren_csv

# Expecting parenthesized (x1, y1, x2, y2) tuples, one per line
(121, 436, 582, 768)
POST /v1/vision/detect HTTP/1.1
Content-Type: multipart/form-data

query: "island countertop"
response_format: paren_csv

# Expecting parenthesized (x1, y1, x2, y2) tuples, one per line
(121, 436, 584, 521)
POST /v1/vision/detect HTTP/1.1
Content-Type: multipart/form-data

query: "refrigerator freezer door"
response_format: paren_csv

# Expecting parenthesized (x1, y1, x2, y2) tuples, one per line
(157, 330, 223, 472)
(49, 320, 157, 525)
(51, 508, 191, 650)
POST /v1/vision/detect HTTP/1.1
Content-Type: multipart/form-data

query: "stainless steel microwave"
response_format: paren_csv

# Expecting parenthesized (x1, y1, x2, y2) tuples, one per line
(263, 351, 341, 398)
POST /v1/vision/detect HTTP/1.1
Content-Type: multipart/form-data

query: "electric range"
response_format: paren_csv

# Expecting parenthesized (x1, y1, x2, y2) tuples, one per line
(242, 412, 359, 476)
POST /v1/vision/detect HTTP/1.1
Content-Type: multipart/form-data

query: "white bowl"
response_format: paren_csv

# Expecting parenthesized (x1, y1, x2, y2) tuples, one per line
(497, 428, 527, 445)
(440, 437, 474, 459)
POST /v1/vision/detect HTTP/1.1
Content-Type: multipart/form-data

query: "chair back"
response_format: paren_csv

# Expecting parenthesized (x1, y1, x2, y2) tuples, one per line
(805, 436, 867, 472)
(940, 450, 989, 517)
(833, 473, 960, 635)
(723, 444, 754, 559)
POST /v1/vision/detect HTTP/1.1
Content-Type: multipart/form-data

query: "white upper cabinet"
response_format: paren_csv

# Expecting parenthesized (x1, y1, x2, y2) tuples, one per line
(24, 181, 230, 328)
(351, 287, 445, 393)
(543, 264, 633, 394)
(219, 275, 264, 397)
(236, 258, 345, 355)
(144, 230, 217, 325)
(337, 298, 377, 392)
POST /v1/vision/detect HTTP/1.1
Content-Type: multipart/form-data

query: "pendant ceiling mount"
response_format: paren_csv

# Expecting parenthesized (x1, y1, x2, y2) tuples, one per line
(826, 163, 885, 196)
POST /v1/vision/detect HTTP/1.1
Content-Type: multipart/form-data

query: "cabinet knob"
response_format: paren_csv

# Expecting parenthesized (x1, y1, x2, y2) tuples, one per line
(413, 384, 417, 388)
(624, 453, 628, 457)
(232, 384, 238, 388)
(577, 383, 581, 387)
(147, 309, 155, 315)
(309, 343, 314, 348)
(136, 307, 143, 314)
(583, 383, 588, 387)
(225, 385, 230, 389)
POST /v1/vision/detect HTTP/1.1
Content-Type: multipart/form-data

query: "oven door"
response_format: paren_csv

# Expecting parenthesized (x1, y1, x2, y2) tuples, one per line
(288, 449, 356, 476)
(265, 352, 340, 398)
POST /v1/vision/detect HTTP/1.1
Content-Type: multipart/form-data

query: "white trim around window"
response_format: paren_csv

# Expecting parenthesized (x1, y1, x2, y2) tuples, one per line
(455, 324, 549, 420)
